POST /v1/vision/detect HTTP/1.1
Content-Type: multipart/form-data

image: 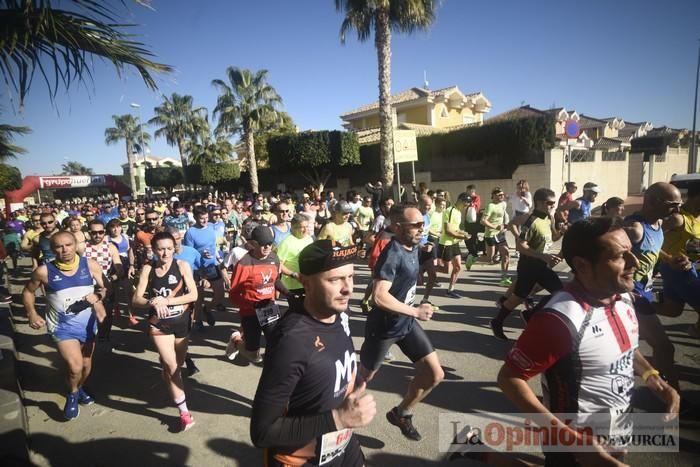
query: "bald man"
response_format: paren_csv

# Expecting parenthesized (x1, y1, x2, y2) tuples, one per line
(624, 182, 682, 391)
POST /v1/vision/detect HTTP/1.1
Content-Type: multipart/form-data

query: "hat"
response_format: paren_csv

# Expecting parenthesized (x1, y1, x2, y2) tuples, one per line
(250, 225, 274, 245)
(457, 192, 472, 203)
(251, 203, 264, 212)
(299, 240, 358, 275)
(334, 200, 353, 214)
(583, 182, 601, 193)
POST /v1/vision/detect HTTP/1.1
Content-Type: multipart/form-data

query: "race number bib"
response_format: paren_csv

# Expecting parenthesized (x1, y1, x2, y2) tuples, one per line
(319, 428, 353, 465)
(404, 284, 416, 306)
(255, 300, 281, 328)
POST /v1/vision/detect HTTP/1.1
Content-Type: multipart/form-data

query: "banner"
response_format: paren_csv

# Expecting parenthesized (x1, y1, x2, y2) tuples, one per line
(39, 175, 106, 189)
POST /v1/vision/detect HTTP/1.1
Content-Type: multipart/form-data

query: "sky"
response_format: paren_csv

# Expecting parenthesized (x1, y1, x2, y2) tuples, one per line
(3, 0, 700, 177)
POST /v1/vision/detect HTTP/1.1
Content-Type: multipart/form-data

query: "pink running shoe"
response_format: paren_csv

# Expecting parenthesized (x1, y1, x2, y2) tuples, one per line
(180, 411, 195, 432)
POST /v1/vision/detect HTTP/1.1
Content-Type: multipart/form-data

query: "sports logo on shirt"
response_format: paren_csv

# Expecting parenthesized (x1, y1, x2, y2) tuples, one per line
(168, 274, 177, 285)
(591, 324, 603, 336)
(314, 336, 326, 352)
(260, 269, 273, 284)
(52, 274, 62, 282)
(334, 350, 357, 396)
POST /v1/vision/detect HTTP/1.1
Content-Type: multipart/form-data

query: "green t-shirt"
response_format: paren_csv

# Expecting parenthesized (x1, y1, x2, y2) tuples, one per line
(319, 222, 354, 247)
(520, 214, 553, 254)
(429, 210, 443, 237)
(277, 234, 313, 290)
(484, 202, 507, 238)
(356, 206, 375, 232)
(439, 207, 462, 246)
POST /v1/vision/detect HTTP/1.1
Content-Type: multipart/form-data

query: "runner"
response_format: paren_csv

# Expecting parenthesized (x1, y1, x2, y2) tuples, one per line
(481, 187, 511, 286)
(32, 212, 60, 266)
(359, 203, 444, 441)
(132, 231, 199, 432)
(84, 219, 123, 343)
(22, 231, 108, 420)
(490, 188, 565, 339)
(437, 193, 470, 298)
(498, 217, 679, 466)
(226, 225, 285, 362)
(163, 202, 191, 236)
(68, 217, 87, 255)
(317, 201, 355, 247)
(417, 195, 437, 305)
(250, 239, 376, 466)
(276, 214, 313, 311)
(270, 201, 293, 247)
(658, 180, 700, 331)
(624, 182, 683, 391)
(106, 219, 136, 325)
(560, 181, 601, 224)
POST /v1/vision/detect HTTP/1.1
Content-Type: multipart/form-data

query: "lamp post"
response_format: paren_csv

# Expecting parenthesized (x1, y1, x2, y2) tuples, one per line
(689, 39, 700, 174)
(130, 103, 147, 194)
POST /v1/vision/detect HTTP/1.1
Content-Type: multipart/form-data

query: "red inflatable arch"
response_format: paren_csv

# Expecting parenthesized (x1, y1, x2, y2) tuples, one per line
(4, 174, 130, 214)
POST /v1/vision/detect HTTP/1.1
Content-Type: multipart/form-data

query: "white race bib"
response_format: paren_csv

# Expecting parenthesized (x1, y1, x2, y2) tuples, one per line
(319, 429, 353, 465)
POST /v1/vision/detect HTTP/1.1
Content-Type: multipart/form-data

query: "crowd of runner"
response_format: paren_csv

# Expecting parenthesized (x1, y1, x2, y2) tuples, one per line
(1, 176, 698, 466)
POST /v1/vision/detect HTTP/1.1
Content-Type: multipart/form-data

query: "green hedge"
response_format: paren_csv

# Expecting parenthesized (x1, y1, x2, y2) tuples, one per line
(184, 163, 240, 188)
(145, 166, 183, 191)
(267, 130, 360, 172)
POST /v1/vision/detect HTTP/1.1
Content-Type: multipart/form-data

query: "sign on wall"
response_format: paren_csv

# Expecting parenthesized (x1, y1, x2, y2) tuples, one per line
(393, 130, 418, 163)
(39, 175, 106, 189)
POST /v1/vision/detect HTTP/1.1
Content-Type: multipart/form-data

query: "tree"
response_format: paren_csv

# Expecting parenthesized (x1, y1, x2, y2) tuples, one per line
(0, 116, 30, 192)
(267, 130, 360, 193)
(335, 0, 437, 185)
(61, 161, 93, 175)
(253, 110, 297, 168)
(185, 163, 240, 189)
(145, 166, 183, 192)
(0, 0, 173, 108)
(0, 163, 22, 192)
(148, 93, 207, 184)
(212, 67, 282, 193)
(104, 114, 150, 195)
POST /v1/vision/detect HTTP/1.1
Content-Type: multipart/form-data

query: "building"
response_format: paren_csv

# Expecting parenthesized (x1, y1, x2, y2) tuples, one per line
(121, 155, 181, 196)
(340, 86, 492, 144)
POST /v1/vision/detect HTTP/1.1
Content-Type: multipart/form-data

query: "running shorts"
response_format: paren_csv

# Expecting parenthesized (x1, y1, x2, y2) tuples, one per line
(149, 309, 192, 338)
(513, 256, 563, 299)
(360, 321, 434, 372)
(659, 262, 700, 308)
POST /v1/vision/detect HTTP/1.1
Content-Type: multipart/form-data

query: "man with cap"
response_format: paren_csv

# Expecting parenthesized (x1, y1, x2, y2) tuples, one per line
(226, 225, 285, 363)
(250, 239, 376, 466)
(359, 203, 444, 441)
(317, 201, 355, 247)
(560, 182, 600, 224)
(277, 214, 313, 311)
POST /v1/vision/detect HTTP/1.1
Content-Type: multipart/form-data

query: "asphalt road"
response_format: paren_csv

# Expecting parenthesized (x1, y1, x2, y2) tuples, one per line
(6, 253, 699, 467)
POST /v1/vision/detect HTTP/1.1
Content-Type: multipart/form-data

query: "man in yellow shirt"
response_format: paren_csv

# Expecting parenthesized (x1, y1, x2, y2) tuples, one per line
(437, 193, 469, 298)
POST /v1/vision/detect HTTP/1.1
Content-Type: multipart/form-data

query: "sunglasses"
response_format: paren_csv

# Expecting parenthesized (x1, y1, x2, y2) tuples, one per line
(90, 230, 105, 235)
(146, 217, 159, 221)
(278, 209, 290, 213)
(259, 242, 273, 247)
(546, 201, 556, 206)
(400, 221, 424, 228)
(40, 220, 55, 225)
(211, 213, 221, 216)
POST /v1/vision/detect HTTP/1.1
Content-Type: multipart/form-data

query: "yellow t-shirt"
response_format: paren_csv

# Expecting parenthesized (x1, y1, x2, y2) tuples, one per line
(439, 207, 461, 246)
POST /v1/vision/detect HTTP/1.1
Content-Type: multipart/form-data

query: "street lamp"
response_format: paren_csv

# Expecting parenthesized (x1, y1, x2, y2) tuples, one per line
(130, 102, 147, 194)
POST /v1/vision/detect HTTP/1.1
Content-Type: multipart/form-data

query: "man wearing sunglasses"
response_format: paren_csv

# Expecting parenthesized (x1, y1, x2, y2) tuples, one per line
(32, 212, 60, 266)
(84, 219, 123, 343)
(491, 188, 566, 340)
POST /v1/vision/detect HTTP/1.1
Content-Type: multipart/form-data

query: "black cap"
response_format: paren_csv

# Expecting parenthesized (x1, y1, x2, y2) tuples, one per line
(251, 203, 264, 212)
(299, 240, 358, 275)
(250, 225, 274, 245)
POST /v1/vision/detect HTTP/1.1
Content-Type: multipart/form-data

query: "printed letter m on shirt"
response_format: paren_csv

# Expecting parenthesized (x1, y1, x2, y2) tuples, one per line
(334, 351, 357, 393)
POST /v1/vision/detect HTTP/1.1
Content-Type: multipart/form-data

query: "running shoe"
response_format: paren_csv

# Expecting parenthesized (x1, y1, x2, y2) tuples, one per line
(252, 354, 264, 364)
(203, 306, 216, 326)
(77, 387, 95, 405)
(465, 254, 477, 271)
(0, 293, 13, 304)
(384, 350, 394, 361)
(226, 331, 242, 361)
(185, 357, 200, 376)
(445, 289, 462, 299)
(386, 407, 422, 441)
(360, 299, 370, 314)
(180, 411, 195, 432)
(499, 277, 513, 286)
(490, 319, 508, 341)
(64, 391, 80, 420)
(128, 313, 139, 326)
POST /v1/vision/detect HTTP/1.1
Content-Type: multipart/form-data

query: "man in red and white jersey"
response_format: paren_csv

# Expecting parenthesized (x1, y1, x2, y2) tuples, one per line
(498, 217, 679, 466)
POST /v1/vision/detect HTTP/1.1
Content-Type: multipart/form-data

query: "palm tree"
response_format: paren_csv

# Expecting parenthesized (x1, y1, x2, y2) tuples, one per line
(335, 0, 437, 185)
(0, 0, 172, 108)
(61, 161, 93, 175)
(104, 114, 150, 195)
(149, 93, 207, 184)
(0, 122, 31, 161)
(212, 67, 282, 193)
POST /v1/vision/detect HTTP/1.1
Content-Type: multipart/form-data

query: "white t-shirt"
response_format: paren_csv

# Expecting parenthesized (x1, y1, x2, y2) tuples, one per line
(509, 192, 532, 215)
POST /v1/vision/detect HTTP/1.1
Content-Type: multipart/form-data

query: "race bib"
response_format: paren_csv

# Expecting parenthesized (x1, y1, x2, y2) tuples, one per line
(165, 304, 185, 318)
(608, 405, 633, 447)
(255, 300, 281, 328)
(404, 284, 416, 306)
(319, 429, 353, 465)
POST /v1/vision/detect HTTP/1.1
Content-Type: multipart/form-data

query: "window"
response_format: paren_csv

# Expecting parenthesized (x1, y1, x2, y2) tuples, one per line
(602, 151, 626, 161)
(462, 115, 474, 125)
(654, 153, 666, 162)
(567, 150, 595, 162)
(440, 107, 448, 118)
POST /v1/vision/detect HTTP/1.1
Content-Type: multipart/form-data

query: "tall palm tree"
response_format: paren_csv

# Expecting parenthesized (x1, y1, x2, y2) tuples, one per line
(104, 114, 150, 195)
(149, 93, 206, 184)
(335, 0, 437, 185)
(61, 161, 93, 175)
(212, 67, 282, 194)
(0, 122, 31, 161)
(0, 0, 172, 108)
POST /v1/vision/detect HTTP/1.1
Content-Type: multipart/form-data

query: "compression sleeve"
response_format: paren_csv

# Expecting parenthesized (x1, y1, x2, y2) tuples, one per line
(250, 334, 337, 448)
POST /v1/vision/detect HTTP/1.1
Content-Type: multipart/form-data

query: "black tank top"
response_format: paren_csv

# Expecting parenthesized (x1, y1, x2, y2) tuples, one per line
(148, 260, 189, 317)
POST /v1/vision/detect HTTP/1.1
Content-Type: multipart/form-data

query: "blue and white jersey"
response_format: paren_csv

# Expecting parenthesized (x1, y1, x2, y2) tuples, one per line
(44, 257, 96, 338)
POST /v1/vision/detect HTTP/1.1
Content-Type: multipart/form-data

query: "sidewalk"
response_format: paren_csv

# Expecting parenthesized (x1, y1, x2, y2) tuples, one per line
(6, 255, 700, 466)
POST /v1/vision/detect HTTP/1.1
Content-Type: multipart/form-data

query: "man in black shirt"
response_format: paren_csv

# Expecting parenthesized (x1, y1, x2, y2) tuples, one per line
(359, 203, 444, 441)
(251, 240, 376, 467)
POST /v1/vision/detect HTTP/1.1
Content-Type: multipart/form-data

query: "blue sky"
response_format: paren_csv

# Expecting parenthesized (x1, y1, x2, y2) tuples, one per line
(4, 0, 699, 177)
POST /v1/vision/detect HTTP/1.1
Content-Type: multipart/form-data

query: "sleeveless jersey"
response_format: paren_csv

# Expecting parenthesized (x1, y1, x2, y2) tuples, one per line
(626, 213, 663, 287)
(568, 197, 591, 224)
(271, 222, 292, 246)
(519, 211, 553, 254)
(110, 234, 130, 258)
(84, 239, 113, 275)
(38, 234, 55, 264)
(662, 208, 700, 263)
(322, 222, 353, 247)
(44, 257, 95, 335)
(148, 260, 189, 318)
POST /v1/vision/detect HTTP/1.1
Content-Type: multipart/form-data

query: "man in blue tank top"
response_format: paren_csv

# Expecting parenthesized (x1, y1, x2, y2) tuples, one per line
(23, 231, 108, 420)
(559, 182, 600, 224)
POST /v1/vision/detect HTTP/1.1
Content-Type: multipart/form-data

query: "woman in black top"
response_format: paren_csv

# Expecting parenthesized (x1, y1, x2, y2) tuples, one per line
(133, 231, 198, 432)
